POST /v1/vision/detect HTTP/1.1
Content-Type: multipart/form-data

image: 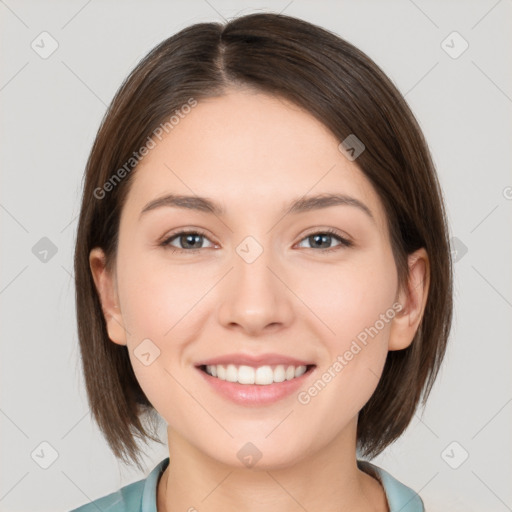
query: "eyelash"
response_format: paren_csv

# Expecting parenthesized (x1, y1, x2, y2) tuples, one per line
(160, 228, 353, 254)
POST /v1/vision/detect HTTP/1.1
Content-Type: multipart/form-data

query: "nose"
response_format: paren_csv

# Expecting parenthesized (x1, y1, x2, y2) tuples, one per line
(216, 242, 294, 336)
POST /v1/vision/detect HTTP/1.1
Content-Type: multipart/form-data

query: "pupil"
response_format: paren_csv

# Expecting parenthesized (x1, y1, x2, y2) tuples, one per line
(183, 234, 201, 248)
(311, 234, 330, 248)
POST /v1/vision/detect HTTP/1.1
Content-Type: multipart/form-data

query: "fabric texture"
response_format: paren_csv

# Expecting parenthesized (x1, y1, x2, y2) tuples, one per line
(70, 457, 424, 511)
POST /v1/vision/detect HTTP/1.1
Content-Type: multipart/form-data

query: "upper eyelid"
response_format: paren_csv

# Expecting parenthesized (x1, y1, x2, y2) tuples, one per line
(163, 229, 215, 246)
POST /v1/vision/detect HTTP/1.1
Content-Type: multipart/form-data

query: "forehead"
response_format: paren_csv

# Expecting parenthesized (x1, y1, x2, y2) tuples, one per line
(123, 90, 388, 232)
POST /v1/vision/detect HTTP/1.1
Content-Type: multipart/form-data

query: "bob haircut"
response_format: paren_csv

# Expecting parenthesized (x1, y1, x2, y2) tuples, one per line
(74, 12, 453, 472)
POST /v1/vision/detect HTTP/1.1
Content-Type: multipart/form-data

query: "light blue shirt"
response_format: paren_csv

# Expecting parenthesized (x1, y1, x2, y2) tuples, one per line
(70, 457, 424, 511)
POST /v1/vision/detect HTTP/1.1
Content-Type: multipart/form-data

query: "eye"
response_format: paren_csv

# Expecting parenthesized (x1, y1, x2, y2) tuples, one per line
(296, 229, 353, 253)
(161, 230, 215, 253)
(160, 228, 353, 254)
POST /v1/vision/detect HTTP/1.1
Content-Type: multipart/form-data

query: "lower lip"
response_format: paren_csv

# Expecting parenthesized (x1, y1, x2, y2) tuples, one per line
(196, 366, 316, 406)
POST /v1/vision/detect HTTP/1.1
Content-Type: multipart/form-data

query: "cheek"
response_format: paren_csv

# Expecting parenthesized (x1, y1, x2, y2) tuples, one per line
(115, 254, 215, 409)
(297, 251, 397, 345)
(117, 253, 214, 339)
(296, 251, 397, 410)
(115, 256, 200, 416)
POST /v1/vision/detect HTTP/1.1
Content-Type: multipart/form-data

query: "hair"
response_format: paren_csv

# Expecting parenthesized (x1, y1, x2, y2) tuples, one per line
(74, 12, 453, 472)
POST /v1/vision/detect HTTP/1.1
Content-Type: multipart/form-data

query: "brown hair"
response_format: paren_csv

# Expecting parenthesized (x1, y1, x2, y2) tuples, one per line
(74, 12, 453, 471)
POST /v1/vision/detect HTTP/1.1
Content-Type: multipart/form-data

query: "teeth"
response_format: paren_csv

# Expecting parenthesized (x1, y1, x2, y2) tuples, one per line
(204, 364, 308, 385)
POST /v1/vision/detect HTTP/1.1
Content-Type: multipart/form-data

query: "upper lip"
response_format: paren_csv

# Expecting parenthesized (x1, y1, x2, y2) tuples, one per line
(195, 353, 315, 368)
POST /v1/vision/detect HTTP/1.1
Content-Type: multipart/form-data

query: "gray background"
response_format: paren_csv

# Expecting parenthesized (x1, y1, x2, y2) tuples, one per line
(1, 1, 511, 511)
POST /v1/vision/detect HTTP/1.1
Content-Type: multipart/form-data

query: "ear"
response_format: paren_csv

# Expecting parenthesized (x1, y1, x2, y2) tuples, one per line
(388, 248, 430, 351)
(89, 247, 127, 346)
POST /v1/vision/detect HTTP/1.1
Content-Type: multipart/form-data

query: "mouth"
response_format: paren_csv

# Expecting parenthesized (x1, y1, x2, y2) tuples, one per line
(194, 353, 317, 405)
(195, 363, 317, 406)
(197, 363, 316, 385)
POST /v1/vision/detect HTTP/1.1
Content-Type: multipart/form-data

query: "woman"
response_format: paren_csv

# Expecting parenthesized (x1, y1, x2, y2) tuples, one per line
(71, 12, 453, 512)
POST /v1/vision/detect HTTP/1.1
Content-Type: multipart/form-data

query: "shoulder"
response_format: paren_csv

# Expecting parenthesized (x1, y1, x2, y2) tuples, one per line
(357, 460, 425, 512)
(69, 458, 169, 512)
(69, 479, 144, 512)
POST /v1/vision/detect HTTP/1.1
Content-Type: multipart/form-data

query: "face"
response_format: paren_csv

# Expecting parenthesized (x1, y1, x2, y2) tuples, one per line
(91, 89, 427, 470)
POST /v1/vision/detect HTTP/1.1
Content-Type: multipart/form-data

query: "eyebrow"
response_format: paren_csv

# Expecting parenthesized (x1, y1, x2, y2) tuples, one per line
(139, 192, 374, 222)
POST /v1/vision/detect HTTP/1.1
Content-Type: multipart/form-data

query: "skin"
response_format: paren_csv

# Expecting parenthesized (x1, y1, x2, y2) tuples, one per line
(90, 88, 429, 512)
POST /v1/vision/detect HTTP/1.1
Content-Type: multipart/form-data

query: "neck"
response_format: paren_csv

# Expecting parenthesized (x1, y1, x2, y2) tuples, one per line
(157, 422, 388, 512)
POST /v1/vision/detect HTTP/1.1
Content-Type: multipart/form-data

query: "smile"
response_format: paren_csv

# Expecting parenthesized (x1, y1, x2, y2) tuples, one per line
(201, 364, 313, 385)
(196, 363, 317, 406)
